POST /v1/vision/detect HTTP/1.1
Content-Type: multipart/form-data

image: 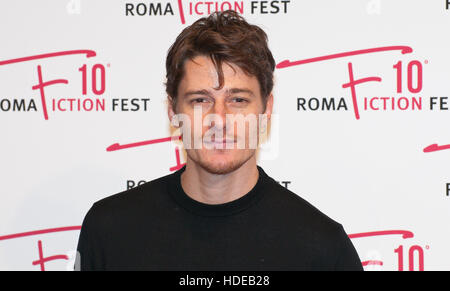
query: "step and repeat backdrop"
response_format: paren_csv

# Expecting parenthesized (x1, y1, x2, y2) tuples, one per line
(1, 0, 449, 271)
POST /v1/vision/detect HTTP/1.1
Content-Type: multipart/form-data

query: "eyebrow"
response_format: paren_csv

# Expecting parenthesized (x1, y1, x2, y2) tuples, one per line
(183, 88, 255, 98)
(227, 88, 255, 97)
(183, 89, 211, 98)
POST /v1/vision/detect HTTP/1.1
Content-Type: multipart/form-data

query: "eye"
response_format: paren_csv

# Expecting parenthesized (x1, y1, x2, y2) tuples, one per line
(232, 97, 247, 103)
(191, 98, 207, 104)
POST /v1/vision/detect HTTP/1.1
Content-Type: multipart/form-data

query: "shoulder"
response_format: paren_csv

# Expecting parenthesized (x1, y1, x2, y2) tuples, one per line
(263, 178, 342, 231)
(260, 178, 362, 270)
(98, 171, 172, 207)
(81, 171, 174, 228)
(259, 175, 352, 251)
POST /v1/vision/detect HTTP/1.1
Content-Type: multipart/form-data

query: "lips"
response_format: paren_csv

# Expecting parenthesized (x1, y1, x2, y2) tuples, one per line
(204, 140, 236, 145)
(202, 137, 237, 148)
(211, 139, 235, 143)
(206, 137, 236, 143)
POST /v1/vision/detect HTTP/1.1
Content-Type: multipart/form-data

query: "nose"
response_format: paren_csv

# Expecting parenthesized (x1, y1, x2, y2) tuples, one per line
(210, 99, 227, 128)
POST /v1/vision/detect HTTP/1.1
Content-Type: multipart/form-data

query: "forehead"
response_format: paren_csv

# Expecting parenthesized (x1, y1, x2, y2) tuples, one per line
(179, 55, 260, 93)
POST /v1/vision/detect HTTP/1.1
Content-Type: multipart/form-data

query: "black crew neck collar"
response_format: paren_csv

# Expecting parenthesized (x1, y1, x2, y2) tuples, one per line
(167, 164, 269, 217)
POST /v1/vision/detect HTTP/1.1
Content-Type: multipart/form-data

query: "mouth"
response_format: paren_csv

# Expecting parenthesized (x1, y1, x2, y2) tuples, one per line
(204, 140, 236, 144)
(203, 137, 237, 148)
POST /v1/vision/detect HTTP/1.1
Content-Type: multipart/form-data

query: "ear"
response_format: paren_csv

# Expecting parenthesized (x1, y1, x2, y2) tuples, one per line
(167, 96, 176, 124)
(263, 93, 274, 120)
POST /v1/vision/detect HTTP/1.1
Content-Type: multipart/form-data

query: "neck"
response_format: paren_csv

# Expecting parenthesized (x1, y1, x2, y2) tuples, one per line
(180, 156, 259, 205)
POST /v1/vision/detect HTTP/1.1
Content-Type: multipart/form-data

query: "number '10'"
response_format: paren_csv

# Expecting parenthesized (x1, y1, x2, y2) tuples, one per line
(394, 245, 424, 271)
(393, 60, 423, 94)
(79, 64, 106, 95)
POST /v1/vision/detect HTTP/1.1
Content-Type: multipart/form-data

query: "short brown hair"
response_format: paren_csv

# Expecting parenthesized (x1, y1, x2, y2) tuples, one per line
(165, 10, 275, 110)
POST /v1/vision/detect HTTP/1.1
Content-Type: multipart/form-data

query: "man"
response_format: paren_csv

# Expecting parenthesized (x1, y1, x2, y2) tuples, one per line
(76, 10, 363, 271)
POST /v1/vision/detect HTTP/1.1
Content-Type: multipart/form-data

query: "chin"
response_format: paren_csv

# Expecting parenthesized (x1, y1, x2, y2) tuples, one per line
(189, 151, 242, 174)
(200, 158, 241, 175)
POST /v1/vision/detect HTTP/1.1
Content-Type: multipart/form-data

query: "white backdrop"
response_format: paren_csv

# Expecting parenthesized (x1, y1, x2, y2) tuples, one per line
(1, 0, 449, 271)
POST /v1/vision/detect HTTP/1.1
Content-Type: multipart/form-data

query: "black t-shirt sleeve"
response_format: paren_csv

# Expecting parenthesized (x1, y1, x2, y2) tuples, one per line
(75, 203, 104, 271)
(333, 224, 364, 271)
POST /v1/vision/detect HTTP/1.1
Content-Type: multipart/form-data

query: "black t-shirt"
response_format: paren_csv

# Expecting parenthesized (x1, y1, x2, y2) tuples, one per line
(76, 165, 363, 271)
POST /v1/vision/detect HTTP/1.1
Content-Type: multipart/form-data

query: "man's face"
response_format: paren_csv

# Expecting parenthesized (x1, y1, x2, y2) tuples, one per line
(168, 55, 273, 174)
